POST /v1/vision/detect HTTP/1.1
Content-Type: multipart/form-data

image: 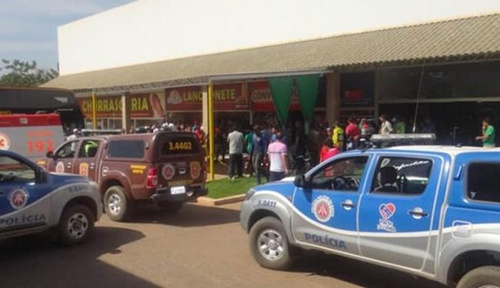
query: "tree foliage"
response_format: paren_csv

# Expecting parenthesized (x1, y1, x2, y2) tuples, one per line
(0, 59, 59, 87)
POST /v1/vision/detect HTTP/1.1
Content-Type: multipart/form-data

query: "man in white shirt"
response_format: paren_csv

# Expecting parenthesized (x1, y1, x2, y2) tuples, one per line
(267, 132, 288, 182)
(379, 114, 393, 135)
(66, 128, 80, 153)
(227, 125, 244, 180)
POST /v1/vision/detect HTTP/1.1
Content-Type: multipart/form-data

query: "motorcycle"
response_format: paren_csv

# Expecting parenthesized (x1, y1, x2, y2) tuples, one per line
(293, 154, 312, 175)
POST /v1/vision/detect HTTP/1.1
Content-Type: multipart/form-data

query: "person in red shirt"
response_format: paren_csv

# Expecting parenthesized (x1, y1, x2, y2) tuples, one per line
(320, 139, 331, 162)
(194, 127, 206, 146)
(325, 142, 341, 160)
(345, 117, 361, 150)
(320, 139, 340, 162)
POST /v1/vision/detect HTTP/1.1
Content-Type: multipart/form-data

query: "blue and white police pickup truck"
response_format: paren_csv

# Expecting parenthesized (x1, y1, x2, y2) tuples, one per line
(0, 150, 101, 245)
(241, 145, 500, 288)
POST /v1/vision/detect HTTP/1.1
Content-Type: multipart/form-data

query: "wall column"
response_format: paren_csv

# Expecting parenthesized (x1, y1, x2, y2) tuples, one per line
(326, 72, 341, 126)
(201, 85, 209, 132)
(121, 92, 131, 133)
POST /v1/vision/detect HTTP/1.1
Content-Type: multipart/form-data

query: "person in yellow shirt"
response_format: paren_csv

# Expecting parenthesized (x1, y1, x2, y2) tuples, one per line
(332, 121, 344, 151)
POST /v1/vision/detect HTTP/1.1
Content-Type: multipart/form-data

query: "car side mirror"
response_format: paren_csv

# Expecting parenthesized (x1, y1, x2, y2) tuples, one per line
(35, 167, 47, 183)
(46, 151, 54, 158)
(294, 174, 310, 189)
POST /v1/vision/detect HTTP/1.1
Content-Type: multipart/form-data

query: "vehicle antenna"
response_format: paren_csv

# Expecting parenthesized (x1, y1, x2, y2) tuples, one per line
(412, 66, 425, 133)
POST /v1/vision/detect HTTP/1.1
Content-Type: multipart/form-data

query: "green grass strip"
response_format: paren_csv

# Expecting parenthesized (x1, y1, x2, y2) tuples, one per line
(206, 176, 258, 199)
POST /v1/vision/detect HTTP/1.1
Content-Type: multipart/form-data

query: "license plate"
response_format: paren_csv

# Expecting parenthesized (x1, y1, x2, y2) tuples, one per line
(171, 186, 186, 195)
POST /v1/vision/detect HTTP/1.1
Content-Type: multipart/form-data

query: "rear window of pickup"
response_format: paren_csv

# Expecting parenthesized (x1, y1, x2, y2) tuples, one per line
(107, 140, 145, 159)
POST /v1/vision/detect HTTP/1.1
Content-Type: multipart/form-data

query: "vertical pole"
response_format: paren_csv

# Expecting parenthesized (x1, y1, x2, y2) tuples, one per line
(326, 72, 340, 126)
(122, 92, 131, 133)
(208, 80, 215, 181)
(201, 85, 209, 155)
(92, 90, 97, 129)
(374, 70, 380, 120)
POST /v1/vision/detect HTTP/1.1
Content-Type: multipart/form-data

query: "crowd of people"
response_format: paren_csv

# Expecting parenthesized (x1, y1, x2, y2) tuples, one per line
(218, 116, 381, 184)
(216, 113, 497, 184)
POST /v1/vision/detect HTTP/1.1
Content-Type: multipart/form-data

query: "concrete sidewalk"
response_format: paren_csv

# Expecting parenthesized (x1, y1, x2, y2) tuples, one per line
(196, 194, 246, 206)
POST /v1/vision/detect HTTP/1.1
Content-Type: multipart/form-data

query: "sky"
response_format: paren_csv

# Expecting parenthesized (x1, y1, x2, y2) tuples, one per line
(0, 0, 135, 70)
(1, 0, 499, 72)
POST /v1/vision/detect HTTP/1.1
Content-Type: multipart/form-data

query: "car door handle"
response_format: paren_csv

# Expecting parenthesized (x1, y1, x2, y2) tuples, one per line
(341, 201, 356, 208)
(408, 209, 428, 217)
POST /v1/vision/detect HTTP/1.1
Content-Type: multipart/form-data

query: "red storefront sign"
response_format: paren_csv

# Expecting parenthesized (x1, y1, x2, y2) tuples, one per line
(214, 83, 249, 110)
(165, 83, 250, 111)
(165, 86, 202, 111)
(78, 93, 166, 118)
(248, 81, 300, 112)
(80, 81, 304, 116)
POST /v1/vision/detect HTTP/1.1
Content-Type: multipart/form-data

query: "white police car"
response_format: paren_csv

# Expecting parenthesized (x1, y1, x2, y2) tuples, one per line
(241, 145, 500, 288)
(0, 150, 101, 245)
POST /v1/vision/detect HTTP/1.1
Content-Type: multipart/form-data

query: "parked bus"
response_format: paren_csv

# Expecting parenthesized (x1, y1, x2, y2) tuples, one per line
(0, 87, 85, 135)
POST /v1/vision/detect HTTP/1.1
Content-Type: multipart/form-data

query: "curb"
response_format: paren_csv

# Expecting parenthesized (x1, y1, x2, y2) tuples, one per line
(195, 194, 246, 206)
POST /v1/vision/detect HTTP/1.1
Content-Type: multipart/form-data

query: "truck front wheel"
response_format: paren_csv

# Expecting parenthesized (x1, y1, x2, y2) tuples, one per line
(249, 216, 296, 270)
(57, 204, 94, 245)
(457, 266, 500, 288)
(104, 186, 133, 222)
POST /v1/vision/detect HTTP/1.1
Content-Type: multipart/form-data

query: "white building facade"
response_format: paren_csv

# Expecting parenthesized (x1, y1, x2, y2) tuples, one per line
(57, 0, 500, 75)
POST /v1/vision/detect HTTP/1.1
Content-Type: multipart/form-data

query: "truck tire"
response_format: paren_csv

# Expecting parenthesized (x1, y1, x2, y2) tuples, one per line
(57, 204, 94, 246)
(104, 186, 134, 222)
(457, 266, 500, 288)
(249, 216, 295, 270)
(157, 201, 184, 214)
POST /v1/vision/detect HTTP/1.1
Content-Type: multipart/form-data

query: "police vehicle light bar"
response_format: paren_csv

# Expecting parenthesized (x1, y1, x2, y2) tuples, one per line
(370, 133, 436, 143)
(80, 129, 123, 136)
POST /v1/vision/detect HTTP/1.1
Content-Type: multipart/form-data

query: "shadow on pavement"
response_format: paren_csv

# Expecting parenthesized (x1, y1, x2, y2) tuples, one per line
(290, 251, 447, 288)
(0, 226, 155, 288)
(131, 202, 240, 227)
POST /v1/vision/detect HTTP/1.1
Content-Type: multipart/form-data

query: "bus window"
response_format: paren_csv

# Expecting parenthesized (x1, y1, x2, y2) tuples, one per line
(0, 87, 85, 135)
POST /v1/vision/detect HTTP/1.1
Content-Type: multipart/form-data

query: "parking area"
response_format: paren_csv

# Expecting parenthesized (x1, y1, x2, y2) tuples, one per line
(0, 202, 445, 288)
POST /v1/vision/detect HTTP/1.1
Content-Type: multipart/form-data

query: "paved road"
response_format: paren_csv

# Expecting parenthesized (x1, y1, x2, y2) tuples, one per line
(0, 202, 447, 288)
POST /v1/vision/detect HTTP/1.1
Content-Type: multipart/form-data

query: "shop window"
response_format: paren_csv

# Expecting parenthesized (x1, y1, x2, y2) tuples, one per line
(340, 72, 375, 107)
(108, 119, 122, 130)
(380, 61, 500, 101)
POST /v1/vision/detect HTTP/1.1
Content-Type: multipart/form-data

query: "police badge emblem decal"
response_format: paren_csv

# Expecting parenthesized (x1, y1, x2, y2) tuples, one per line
(190, 161, 201, 179)
(312, 195, 334, 223)
(162, 163, 175, 180)
(9, 188, 29, 209)
(56, 161, 65, 173)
